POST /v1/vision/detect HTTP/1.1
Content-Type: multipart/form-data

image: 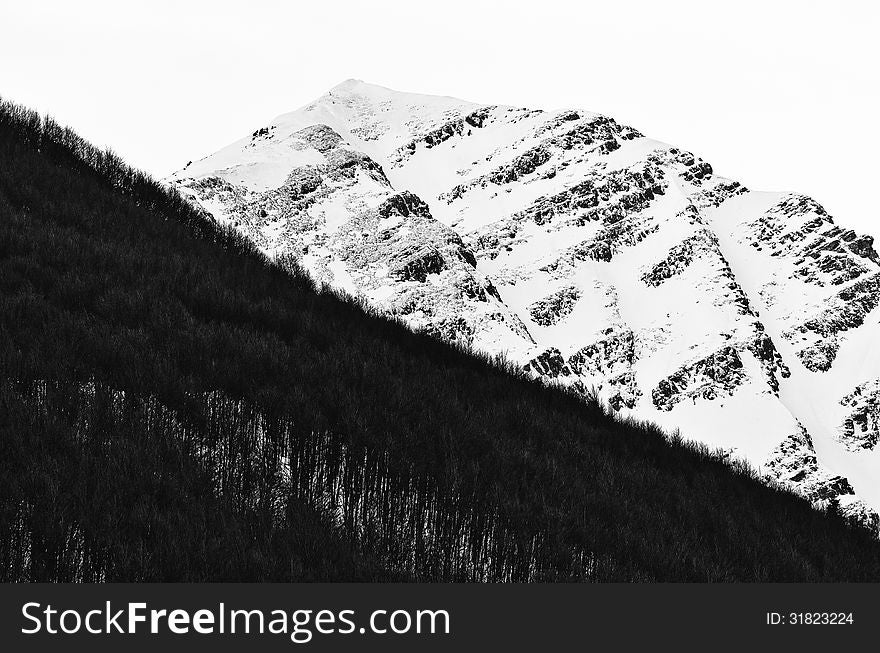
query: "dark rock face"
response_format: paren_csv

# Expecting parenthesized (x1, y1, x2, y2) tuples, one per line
(603, 372, 641, 411)
(535, 109, 581, 132)
(389, 245, 447, 283)
(377, 191, 433, 220)
(484, 145, 553, 186)
(652, 346, 746, 411)
(738, 193, 880, 373)
(464, 107, 492, 129)
(364, 193, 490, 288)
(543, 115, 642, 149)
(747, 330, 791, 392)
(822, 272, 880, 326)
(392, 107, 495, 164)
(528, 285, 581, 326)
(283, 166, 324, 200)
(440, 114, 640, 204)
(539, 217, 660, 274)
(749, 195, 877, 287)
(838, 380, 880, 450)
(324, 148, 389, 182)
(793, 222, 873, 286)
(793, 341, 839, 374)
(294, 124, 343, 153)
(375, 192, 484, 286)
(773, 195, 878, 261)
(693, 179, 748, 208)
(523, 347, 572, 378)
(181, 126, 394, 251)
(847, 233, 879, 262)
(522, 165, 664, 229)
(789, 272, 880, 371)
(641, 225, 757, 322)
(568, 330, 635, 377)
(468, 134, 799, 421)
(567, 329, 641, 410)
(249, 125, 276, 143)
(762, 424, 879, 533)
(764, 427, 858, 504)
(647, 148, 712, 183)
(641, 230, 717, 287)
(471, 163, 666, 260)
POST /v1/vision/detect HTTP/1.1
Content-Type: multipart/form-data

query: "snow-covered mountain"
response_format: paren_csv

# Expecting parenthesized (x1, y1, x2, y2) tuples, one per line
(167, 79, 880, 528)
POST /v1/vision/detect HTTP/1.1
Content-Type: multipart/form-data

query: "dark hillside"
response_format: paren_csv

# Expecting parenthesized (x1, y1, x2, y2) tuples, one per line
(1, 99, 879, 581)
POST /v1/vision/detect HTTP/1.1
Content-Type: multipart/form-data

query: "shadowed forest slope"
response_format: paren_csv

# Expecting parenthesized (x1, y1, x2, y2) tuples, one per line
(2, 99, 880, 581)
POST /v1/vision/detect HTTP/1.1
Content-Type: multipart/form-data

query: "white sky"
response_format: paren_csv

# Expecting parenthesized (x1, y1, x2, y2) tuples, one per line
(1, 0, 878, 238)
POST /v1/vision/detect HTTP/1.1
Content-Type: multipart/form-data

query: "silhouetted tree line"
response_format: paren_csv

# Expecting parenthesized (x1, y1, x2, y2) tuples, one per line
(1, 97, 880, 581)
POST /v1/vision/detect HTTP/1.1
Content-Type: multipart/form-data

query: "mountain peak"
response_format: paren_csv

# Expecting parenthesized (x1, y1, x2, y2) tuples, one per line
(325, 78, 405, 100)
(168, 85, 880, 530)
(329, 78, 367, 91)
(317, 80, 480, 114)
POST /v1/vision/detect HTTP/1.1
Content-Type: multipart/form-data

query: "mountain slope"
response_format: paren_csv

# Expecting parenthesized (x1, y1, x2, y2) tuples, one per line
(169, 79, 880, 527)
(5, 99, 880, 581)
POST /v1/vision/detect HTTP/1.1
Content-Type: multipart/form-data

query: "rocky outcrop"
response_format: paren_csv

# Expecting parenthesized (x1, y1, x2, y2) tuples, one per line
(518, 164, 665, 228)
(787, 272, 880, 371)
(471, 163, 666, 261)
(174, 124, 534, 357)
(692, 179, 748, 209)
(761, 425, 878, 532)
(524, 347, 572, 379)
(388, 245, 447, 283)
(747, 195, 876, 287)
(377, 190, 432, 220)
(641, 230, 718, 287)
(747, 330, 790, 393)
(295, 124, 343, 153)
(528, 285, 581, 326)
(648, 147, 713, 183)
(764, 426, 855, 503)
(248, 124, 276, 144)
(840, 502, 880, 534)
(391, 107, 494, 165)
(838, 380, 880, 451)
(539, 217, 660, 275)
(331, 193, 533, 349)
(283, 166, 324, 200)
(441, 146, 552, 202)
(568, 328, 640, 410)
(440, 114, 641, 203)
(652, 346, 747, 411)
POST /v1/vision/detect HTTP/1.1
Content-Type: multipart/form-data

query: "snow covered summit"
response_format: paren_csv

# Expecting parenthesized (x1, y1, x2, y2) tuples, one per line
(168, 80, 880, 528)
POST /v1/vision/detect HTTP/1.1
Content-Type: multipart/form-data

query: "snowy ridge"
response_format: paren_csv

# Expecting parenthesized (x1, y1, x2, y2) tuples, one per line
(168, 80, 880, 529)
